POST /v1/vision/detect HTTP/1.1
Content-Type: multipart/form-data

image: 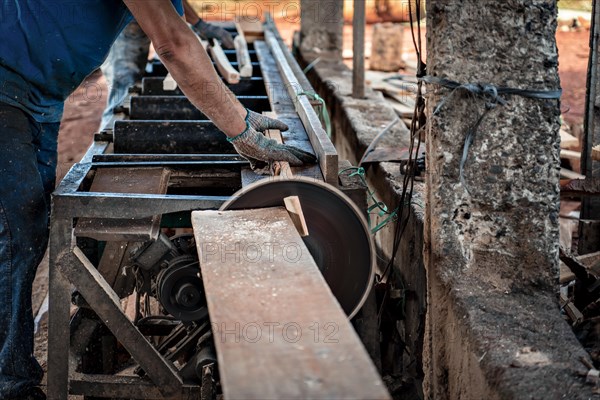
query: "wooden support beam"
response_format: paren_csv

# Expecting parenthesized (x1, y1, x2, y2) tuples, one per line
(192, 208, 389, 400)
(235, 18, 264, 43)
(59, 247, 182, 397)
(209, 39, 241, 84)
(263, 32, 338, 185)
(235, 22, 253, 77)
(352, 0, 366, 98)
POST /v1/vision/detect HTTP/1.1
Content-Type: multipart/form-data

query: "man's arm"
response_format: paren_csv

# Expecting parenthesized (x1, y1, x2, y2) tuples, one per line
(124, 0, 245, 138)
(122, 0, 317, 168)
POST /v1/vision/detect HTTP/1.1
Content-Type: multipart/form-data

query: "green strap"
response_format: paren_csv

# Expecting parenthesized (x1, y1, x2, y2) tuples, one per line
(297, 91, 332, 138)
(227, 120, 251, 143)
(339, 166, 399, 234)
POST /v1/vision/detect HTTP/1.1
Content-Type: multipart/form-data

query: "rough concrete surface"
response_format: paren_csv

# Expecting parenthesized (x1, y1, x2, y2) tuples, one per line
(423, 0, 595, 399)
(298, 49, 428, 398)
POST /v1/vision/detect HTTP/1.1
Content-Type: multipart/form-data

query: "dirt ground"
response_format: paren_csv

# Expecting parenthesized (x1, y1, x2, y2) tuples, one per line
(557, 29, 590, 127)
(31, 19, 591, 396)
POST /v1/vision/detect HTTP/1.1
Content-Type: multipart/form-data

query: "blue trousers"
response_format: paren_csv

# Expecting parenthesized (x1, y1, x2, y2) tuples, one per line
(100, 20, 150, 130)
(0, 103, 59, 397)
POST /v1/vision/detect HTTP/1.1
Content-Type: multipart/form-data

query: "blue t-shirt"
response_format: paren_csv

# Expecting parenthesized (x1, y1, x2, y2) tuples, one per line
(0, 0, 183, 122)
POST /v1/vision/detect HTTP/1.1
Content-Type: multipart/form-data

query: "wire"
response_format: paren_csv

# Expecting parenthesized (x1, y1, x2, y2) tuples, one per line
(377, 0, 426, 327)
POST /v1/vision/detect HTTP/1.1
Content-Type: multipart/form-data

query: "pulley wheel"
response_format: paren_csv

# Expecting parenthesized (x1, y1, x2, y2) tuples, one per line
(157, 255, 208, 322)
(221, 177, 375, 319)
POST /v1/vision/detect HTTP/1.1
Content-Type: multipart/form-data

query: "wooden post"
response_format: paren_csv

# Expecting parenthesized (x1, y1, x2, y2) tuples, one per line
(352, 0, 366, 99)
(580, 0, 600, 254)
(299, 0, 344, 57)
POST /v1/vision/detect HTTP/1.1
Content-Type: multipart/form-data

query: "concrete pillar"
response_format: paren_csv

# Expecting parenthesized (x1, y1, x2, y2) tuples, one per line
(300, 0, 344, 57)
(422, 1, 582, 398)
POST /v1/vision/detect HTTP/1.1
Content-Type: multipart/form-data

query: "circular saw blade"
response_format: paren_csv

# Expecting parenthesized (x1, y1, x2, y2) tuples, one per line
(221, 177, 375, 319)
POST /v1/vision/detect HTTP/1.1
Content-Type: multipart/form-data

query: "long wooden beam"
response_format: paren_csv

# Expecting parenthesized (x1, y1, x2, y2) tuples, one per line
(263, 31, 338, 185)
(192, 208, 390, 400)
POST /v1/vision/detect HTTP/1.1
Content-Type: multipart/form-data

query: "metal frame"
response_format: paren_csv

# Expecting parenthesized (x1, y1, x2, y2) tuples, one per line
(47, 21, 338, 399)
(47, 139, 234, 399)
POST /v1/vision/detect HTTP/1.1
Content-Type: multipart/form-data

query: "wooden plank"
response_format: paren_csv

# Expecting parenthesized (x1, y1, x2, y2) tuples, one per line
(209, 39, 241, 84)
(561, 168, 585, 180)
(163, 72, 178, 91)
(560, 261, 576, 283)
(284, 196, 309, 237)
(191, 208, 390, 400)
(234, 23, 253, 77)
(75, 168, 170, 241)
(267, 129, 293, 177)
(236, 18, 264, 43)
(352, 0, 366, 98)
(561, 129, 579, 149)
(263, 33, 338, 185)
(60, 247, 182, 397)
(264, 111, 293, 178)
(253, 44, 324, 180)
(561, 149, 582, 161)
(593, 144, 600, 161)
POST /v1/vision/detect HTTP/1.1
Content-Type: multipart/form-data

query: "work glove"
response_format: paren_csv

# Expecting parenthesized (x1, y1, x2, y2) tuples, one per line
(229, 123, 317, 173)
(245, 109, 289, 132)
(192, 20, 235, 49)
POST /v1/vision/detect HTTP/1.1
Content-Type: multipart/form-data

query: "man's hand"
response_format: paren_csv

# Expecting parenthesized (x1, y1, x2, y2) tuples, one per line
(192, 20, 234, 49)
(229, 125, 317, 170)
(246, 109, 289, 132)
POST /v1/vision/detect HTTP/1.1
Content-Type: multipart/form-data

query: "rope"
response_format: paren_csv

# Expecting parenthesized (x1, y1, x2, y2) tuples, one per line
(420, 75, 562, 193)
(339, 166, 399, 233)
(297, 91, 332, 138)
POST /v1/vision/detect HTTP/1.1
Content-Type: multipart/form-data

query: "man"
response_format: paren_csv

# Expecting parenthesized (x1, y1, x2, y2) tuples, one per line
(100, 0, 235, 129)
(0, 1, 315, 399)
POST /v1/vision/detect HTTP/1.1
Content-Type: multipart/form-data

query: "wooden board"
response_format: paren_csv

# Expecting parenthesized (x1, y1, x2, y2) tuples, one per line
(236, 18, 264, 43)
(263, 32, 339, 185)
(593, 144, 600, 161)
(163, 72, 178, 91)
(253, 42, 324, 181)
(191, 208, 390, 400)
(561, 149, 582, 161)
(234, 23, 253, 77)
(75, 168, 170, 241)
(561, 129, 579, 149)
(209, 39, 241, 84)
(561, 168, 585, 180)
